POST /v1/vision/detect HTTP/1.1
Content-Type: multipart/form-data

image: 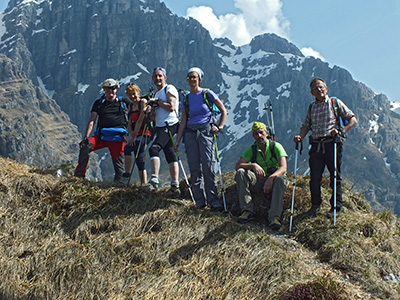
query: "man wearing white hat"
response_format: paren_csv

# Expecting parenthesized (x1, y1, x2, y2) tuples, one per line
(75, 78, 131, 182)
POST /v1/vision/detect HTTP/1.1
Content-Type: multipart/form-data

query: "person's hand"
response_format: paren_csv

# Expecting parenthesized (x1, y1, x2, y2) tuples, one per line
(211, 125, 219, 134)
(127, 138, 135, 146)
(79, 137, 89, 148)
(173, 142, 180, 152)
(330, 128, 340, 137)
(253, 164, 266, 178)
(263, 176, 274, 194)
(147, 98, 160, 108)
(144, 104, 152, 115)
(293, 135, 302, 143)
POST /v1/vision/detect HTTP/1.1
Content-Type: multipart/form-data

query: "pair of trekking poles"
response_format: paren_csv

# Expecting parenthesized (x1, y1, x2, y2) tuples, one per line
(264, 99, 339, 232)
(165, 121, 227, 212)
(289, 136, 340, 232)
(126, 123, 151, 186)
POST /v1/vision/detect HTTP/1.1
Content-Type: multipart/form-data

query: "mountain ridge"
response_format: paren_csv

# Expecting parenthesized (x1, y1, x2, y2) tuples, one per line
(0, 0, 399, 213)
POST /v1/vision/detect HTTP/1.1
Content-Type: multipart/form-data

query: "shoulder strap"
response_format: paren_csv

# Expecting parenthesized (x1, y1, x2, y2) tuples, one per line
(117, 97, 128, 126)
(203, 89, 213, 112)
(251, 140, 276, 163)
(269, 140, 276, 161)
(330, 97, 340, 126)
(251, 142, 257, 163)
(163, 84, 169, 98)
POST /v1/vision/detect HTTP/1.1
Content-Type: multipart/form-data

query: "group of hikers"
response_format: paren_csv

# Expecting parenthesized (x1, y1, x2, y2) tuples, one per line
(74, 67, 357, 231)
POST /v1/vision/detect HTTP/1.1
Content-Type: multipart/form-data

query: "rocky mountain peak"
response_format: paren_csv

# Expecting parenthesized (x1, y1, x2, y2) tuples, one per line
(0, 0, 399, 212)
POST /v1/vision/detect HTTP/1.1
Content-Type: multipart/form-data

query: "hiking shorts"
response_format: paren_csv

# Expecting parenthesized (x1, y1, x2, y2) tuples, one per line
(149, 123, 178, 163)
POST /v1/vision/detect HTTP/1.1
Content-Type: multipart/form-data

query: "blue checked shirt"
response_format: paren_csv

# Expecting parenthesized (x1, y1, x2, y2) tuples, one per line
(302, 96, 355, 139)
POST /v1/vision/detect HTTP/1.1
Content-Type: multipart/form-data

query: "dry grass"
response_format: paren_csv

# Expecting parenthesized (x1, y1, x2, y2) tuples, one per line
(0, 157, 398, 299)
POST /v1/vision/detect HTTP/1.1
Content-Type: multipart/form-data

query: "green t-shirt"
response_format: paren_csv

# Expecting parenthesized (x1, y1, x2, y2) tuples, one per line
(241, 140, 288, 176)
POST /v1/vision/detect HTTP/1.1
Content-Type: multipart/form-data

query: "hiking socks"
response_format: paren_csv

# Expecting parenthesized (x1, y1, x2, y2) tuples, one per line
(171, 180, 179, 187)
(150, 174, 159, 185)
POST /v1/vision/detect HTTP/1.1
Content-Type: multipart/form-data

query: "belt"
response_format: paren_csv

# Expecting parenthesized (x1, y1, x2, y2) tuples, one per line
(310, 136, 334, 143)
(309, 136, 334, 153)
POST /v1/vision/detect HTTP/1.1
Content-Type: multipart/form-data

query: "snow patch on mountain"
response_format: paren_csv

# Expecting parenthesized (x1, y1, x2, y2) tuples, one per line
(390, 101, 400, 116)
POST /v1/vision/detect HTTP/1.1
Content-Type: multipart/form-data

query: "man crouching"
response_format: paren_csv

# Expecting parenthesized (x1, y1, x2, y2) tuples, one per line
(234, 122, 288, 230)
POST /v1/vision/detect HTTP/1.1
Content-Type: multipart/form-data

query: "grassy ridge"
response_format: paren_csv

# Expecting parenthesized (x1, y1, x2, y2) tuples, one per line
(0, 157, 399, 299)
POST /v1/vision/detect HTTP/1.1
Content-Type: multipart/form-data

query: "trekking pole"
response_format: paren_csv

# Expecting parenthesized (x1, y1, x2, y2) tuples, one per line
(263, 102, 272, 138)
(333, 135, 338, 226)
(268, 99, 276, 141)
(289, 141, 302, 233)
(142, 123, 151, 162)
(127, 124, 147, 186)
(165, 121, 196, 205)
(213, 133, 227, 213)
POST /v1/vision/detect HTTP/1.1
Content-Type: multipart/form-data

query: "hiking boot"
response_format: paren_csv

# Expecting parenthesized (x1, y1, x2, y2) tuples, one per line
(306, 205, 320, 217)
(143, 181, 158, 191)
(165, 185, 181, 198)
(238, 210, 254, 223)
(327, 208, 341, 219)
(122, 173, 131, 178)
(269, 218, 281, 230)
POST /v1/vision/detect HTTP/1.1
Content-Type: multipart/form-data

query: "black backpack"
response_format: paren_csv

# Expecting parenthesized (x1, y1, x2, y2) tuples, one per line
(250, 140, 279, 174)
(251, 140, 276, 163)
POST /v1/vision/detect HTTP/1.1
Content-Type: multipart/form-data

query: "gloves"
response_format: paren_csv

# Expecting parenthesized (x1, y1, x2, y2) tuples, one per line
(79, 137, 89, 148)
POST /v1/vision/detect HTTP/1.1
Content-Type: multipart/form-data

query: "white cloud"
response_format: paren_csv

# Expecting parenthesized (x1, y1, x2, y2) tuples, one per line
(301, 47, 325, 61)
(186, 0, 290, 46)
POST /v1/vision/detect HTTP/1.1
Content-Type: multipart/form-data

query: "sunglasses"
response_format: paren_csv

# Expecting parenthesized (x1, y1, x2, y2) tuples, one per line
(105, 86, 117, 90)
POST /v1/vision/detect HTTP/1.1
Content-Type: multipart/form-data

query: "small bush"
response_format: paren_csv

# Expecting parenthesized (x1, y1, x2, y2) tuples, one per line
(282, 275, 350, 300)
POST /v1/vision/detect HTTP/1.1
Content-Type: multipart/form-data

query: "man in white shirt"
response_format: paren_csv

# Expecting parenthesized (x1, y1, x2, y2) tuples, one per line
(147, 67, 180, 197)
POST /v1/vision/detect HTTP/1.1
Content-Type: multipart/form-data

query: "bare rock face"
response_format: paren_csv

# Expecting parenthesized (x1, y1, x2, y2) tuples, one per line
(1, 0, 399, 212)
(0, 55, 77, 165)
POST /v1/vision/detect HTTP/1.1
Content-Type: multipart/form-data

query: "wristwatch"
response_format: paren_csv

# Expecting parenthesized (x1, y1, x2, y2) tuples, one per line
(218, 126, 224, 132)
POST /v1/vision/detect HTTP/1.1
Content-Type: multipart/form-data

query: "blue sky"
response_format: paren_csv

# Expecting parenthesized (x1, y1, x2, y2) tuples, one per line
(162, 0, 399, 103)
(1, 0, 398, 102)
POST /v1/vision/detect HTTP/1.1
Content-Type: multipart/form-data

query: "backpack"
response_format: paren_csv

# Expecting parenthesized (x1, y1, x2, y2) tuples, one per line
(183, 89, 221, 123)
(251, 140, 276, 163)
(95, 96, 129, 142)
(330, 97, 348, 137)
(97, 96, 129, 126)
(251, 140, 278, 174)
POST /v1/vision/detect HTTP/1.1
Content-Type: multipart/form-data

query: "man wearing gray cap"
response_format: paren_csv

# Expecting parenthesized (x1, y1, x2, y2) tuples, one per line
(75, 78, 131, 182)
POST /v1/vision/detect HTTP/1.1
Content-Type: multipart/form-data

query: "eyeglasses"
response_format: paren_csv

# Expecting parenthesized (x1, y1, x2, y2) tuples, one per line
(187, 76, 198, 80)
(105, 86, 117, 90)
(153, 67, 166, 76)
(312, 85, 326, 91)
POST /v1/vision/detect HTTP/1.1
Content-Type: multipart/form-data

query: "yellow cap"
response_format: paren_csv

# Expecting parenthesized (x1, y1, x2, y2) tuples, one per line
(252, 122, 267, 134)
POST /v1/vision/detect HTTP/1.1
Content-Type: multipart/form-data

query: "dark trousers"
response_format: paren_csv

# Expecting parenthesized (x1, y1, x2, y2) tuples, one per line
(309, 140, 343, 210)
